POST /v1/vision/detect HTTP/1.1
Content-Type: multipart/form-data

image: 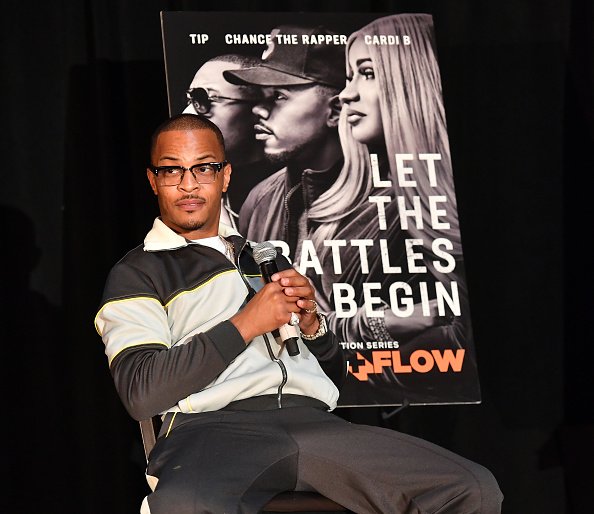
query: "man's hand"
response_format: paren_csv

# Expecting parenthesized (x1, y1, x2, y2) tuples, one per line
(272, 268, 320, 337)
(230, 268, 320, 343)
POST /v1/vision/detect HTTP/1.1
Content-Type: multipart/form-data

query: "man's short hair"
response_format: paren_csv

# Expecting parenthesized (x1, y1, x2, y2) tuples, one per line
(150, 114, 226, 160)
(200, 54, 263, 97)
(208, 54, 260, 68)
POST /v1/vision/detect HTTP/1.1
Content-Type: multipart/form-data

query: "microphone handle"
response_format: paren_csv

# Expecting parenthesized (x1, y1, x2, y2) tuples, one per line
(260, 260, 279, 282)
(260, 259, 300, 356)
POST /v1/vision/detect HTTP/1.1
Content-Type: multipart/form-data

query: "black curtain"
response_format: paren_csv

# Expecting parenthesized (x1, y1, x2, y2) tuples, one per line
(0, 0, 591, 512)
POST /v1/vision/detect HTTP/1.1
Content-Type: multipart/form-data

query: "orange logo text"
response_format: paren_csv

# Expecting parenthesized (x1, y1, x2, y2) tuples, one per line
(349, 349, 465, 381)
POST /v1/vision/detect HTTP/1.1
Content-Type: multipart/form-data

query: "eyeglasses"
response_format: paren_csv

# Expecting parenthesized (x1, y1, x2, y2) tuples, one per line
(149, 161, 228, 186)
(186, 87, 257, 115)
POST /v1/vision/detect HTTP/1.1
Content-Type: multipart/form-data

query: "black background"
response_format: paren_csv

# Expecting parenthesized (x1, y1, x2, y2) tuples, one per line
(0, 0, 591, 513)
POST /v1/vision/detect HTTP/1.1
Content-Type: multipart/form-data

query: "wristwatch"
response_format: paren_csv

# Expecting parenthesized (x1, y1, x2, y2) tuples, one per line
(300, 312, 328, 340)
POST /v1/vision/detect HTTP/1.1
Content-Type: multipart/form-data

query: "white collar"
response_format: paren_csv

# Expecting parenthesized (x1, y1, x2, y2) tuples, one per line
(143, 217, 241, 252)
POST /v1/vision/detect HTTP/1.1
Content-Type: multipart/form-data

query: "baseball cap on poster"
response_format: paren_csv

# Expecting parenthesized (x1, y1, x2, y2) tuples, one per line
(224, 25, 346, 90)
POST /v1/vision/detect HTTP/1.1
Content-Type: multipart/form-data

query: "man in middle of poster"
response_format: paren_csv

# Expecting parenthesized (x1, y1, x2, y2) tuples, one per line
(224, 25, 344, 261)
(228, 21, 451, 362)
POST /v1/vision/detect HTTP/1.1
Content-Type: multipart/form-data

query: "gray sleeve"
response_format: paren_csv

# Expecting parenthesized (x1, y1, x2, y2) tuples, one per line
(109, 321, 246, 421)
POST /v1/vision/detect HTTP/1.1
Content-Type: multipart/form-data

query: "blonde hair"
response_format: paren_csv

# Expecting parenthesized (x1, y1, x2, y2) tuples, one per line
(311, 14, 462, 261)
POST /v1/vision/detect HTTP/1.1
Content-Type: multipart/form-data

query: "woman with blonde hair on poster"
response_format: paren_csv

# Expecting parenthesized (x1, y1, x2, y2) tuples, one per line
(306, 14, 474, 400)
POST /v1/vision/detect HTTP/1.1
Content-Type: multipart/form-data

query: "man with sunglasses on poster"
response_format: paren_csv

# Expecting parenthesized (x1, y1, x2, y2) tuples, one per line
(224, 26, 344, 261)
(96, 113, 502, 514)
(183, 54, 276, 229)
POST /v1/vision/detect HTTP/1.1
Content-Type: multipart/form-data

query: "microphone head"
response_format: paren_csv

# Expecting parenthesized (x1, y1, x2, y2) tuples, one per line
(253, 241, 277, 265)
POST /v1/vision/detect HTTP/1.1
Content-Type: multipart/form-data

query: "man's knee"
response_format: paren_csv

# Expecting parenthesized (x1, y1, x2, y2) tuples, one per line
(470, 462, 503, 514)
(443, 462, 503, 514)
(412, 461, 502, 514)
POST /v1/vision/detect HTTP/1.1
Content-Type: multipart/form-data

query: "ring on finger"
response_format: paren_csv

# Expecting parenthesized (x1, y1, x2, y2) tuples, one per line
(304, 299, 318, 314)
(290, 312, 300, 326)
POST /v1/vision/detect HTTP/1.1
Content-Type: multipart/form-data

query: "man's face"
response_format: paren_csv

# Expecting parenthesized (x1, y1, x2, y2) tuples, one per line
(184, 61, 261, 161)
(252, 85, 333, 167)
(147, 129, 231, 240)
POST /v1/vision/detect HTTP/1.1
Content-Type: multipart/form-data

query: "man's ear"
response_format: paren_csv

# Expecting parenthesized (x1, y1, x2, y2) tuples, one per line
(222, 163, 232, 193)
(326, 95, 342, 128)
(147, 169, 158, 195)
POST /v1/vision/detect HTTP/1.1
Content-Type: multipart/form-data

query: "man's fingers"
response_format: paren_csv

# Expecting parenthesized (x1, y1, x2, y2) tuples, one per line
(282, 286, 312, 298)
(298, 298, 318, 313)
(271, 268, 307, 284)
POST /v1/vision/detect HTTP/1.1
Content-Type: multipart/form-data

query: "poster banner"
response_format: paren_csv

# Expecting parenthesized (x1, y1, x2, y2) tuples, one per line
(161, 11, 481, 407)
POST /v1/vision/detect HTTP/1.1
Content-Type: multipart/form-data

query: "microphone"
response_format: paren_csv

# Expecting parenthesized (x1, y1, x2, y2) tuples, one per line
(252, 242, 300, 356)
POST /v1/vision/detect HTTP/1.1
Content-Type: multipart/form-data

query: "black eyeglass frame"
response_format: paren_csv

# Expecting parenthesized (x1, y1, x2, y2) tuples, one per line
(148, 161, 228, 186)
(186, 87, 258, 114)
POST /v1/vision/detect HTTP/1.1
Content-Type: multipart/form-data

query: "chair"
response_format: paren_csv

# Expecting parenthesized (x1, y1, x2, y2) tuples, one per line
(139, 417, 348, 513)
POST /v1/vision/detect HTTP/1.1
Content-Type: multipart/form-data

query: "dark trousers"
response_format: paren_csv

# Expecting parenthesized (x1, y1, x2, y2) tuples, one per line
(145, 405, 502, 514)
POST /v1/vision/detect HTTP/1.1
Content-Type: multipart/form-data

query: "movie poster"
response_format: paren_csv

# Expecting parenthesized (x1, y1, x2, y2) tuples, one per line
(160, 11, 481, 407)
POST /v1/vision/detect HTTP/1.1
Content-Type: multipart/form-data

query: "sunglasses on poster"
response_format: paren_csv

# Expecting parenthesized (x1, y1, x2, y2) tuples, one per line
(186, 87, 259, 115)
